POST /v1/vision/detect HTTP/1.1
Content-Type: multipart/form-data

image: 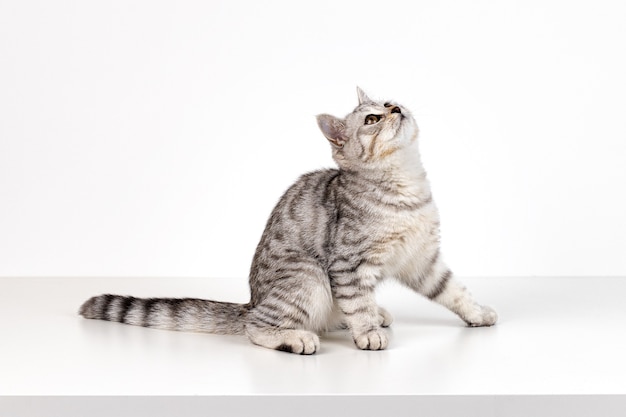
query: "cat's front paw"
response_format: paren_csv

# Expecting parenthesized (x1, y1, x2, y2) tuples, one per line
(465, 305, 498, 327)
(353, 328, 389, 350)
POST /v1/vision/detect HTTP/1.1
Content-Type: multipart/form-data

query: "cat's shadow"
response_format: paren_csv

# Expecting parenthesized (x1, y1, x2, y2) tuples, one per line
(387, 314, 464, 329)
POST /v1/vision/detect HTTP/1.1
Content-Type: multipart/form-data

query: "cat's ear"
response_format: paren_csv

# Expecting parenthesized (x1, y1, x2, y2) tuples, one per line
(356, 86, 372, 105)
(316, 114, 347, 149)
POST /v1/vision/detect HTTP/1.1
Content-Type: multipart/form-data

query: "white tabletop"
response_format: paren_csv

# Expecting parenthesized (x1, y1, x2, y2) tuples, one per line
(1, 276, 625, 396)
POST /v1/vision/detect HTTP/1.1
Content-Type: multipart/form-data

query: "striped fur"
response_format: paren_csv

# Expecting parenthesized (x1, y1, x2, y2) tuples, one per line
(79, 88, 497, 354)
(79, 295, 247, 334)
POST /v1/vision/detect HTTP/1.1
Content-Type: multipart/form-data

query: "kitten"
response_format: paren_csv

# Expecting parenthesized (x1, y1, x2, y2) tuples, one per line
(79, 88, 497, 354)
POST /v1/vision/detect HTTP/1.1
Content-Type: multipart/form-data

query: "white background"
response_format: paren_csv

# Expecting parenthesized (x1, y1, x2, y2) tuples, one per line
(1, 0, 625, 278)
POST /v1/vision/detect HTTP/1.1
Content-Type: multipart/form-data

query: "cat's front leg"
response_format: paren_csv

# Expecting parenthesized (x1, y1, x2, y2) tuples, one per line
(402, 251, 498, 326)
(430, 275, 498, 327)
(331, 272, 389, 350)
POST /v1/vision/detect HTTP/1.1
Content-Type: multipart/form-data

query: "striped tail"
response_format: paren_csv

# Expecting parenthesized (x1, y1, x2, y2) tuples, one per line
(78, 294, 248, 335)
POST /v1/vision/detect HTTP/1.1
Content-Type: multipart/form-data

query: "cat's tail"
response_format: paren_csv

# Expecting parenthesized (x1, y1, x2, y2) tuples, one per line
(78, 294, 248, 335)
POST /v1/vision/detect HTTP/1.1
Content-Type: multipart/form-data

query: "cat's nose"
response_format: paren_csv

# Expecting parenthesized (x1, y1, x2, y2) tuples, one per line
(390, 106, 401, 114)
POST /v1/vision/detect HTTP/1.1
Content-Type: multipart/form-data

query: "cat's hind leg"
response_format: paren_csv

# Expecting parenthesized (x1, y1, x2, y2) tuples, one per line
(244, 271, 334, 354)
(378, 306, 393, 327)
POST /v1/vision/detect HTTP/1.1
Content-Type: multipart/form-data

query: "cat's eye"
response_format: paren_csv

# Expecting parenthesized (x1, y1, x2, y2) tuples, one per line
(365, 114, 381, 125)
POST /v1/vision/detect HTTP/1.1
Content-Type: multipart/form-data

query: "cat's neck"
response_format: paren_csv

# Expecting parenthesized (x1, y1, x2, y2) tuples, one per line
(343, 143, 430, 197)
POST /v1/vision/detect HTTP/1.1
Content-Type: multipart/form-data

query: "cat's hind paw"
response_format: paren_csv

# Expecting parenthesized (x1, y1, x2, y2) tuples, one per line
(274, 330, 320, 355)
(378, 307, 393, 328)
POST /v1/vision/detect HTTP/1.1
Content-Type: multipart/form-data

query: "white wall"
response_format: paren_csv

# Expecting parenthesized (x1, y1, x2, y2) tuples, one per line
(1, 0, 625, 278)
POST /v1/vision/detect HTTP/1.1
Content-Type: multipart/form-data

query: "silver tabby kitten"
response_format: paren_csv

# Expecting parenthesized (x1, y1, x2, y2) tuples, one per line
(80, 88, 497, 354)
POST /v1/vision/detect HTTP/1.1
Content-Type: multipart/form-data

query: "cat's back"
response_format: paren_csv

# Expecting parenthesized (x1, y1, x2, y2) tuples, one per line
(279, 168, 341, 215)
(251, 168, 341, 267)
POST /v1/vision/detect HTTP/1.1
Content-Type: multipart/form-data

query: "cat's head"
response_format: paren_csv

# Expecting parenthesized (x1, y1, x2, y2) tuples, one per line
(316, 87, 418, 171)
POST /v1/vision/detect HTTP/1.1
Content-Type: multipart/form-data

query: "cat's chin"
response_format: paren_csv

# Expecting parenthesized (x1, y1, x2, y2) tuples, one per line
(394, 117, 418, 147)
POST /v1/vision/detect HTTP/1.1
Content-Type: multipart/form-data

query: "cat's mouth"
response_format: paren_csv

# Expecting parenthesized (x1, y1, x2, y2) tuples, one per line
(396, 113, 407, 128)
(393, 113, 416, 144)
